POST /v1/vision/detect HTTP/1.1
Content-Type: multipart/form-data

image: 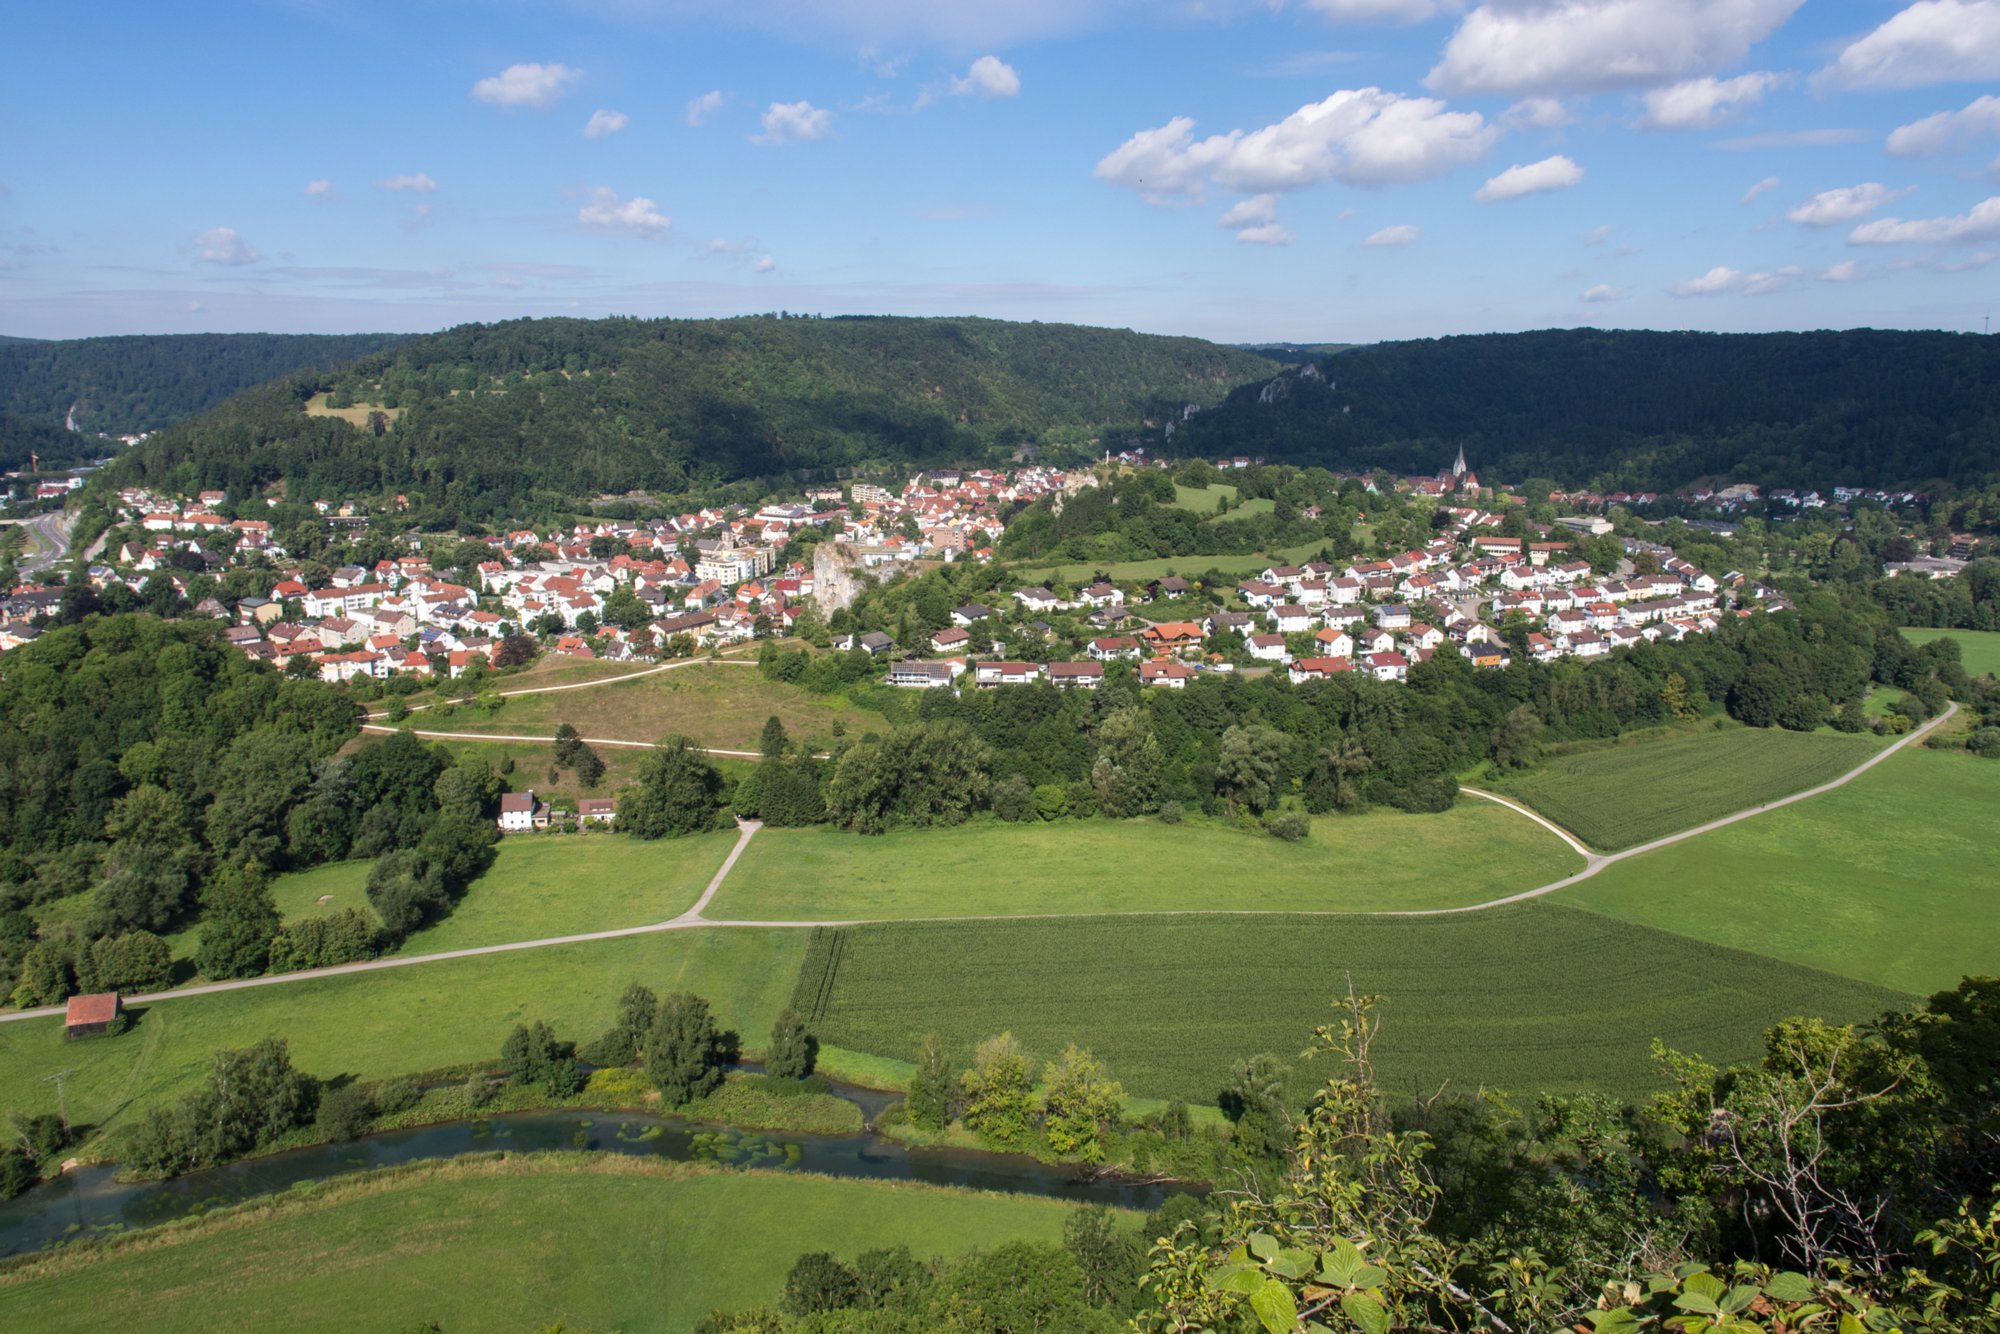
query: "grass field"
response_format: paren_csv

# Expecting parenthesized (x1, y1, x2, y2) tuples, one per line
(409, 662, 889, 751)
(1902, 626, 2000, 678)
(1172, 482, 1237, 512)
(1563, 746, 2000, 996)
(0, 1157, 1091, 1333)
(712, 803, 1579, 920)
(270, 829, 736, 953)
(0, 929, 804, 1143)
(791, 905, 1907, 1106)
(302, 392, 400, 428)
(1021, 539, 1332, 586)
(1492, 724, 1885, 850)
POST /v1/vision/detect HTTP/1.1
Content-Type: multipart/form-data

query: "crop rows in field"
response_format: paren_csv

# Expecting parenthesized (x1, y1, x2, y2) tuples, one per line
(1495, 726, 1884, 851)
(792, 907, 1907, 1106)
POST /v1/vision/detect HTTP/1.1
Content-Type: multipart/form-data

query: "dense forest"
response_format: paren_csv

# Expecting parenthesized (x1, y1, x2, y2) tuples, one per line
(103, 316, 1277, 516)
(1166, 328, 2000, 491)
(0, 332, 409, 451)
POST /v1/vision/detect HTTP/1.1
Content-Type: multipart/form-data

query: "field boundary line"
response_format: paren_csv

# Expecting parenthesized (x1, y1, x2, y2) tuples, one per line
(1457, 788, 1595, 860)
(358, 723, 766, 759)
(363, 650, 757, 721)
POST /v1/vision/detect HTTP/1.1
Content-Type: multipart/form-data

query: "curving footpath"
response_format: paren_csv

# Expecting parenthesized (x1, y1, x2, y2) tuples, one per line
(364, 651, 757, 721)
(0, 704, 1957, 1025)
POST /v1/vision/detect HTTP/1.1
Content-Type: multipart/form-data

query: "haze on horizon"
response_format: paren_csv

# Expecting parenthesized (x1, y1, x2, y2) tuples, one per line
(4, 0, 2000, 345)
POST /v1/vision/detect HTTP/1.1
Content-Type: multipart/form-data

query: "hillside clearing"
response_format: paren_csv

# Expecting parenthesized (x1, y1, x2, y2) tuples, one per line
(1492, 724, 1885, 851)
(1020, 539, 1333, 586)
(1901, 626, 2000, 678)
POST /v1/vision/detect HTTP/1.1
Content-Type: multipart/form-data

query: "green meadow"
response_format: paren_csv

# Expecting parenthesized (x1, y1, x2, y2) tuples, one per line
(1901, 626, 2000, 678)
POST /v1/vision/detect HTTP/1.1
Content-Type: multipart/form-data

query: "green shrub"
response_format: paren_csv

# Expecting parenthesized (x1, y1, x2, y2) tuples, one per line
(1156, 800, 1184, 825)
(1264, 811, 1310, 842)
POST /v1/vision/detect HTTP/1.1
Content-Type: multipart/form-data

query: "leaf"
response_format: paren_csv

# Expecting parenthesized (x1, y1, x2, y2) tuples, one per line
(1350, 1264, 1388, 1290)
(1587, 1311, 1643, 1334)
(1320, 1237, 1366, 1286)
(1340, 1291, 1393, 1334)
(1760, 1272, 1815, 1304)
(1674, 1290, 1721, 1316)
(1720, 1286, 1761, 1315)
(1249, 1231, 1279, 1262)
(1267, 1248, 1313, 1280)
(1250, 1278, 1299, 1334)
(1682, 1273, 1727, 1302)
(1210, 1263, 1268, 1296)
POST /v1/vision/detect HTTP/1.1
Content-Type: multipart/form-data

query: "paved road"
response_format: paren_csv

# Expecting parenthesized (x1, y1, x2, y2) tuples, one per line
(0, 703, 1957, 1025)
(5, 510, 73, 577)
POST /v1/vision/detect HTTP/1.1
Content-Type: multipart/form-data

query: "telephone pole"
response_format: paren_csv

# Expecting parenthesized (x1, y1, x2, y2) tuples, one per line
(45, 1068, 76, 1133)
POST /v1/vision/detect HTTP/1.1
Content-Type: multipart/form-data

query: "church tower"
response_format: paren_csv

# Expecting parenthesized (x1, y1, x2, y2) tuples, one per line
(1452, 445, 1467, 478)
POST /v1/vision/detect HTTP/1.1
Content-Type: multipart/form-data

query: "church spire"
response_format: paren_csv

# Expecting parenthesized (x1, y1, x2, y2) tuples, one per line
(1452, 445, 1467, 477)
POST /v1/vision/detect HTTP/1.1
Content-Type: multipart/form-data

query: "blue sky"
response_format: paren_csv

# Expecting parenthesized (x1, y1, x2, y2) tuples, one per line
(4, 0, 1999, 343)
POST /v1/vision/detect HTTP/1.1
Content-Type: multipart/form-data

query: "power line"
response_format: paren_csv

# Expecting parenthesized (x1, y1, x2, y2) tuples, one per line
(44, 1068, 77, 1132)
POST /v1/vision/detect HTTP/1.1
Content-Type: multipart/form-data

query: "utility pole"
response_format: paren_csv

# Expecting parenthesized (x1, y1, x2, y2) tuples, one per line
(45, 1068, 76, 1133)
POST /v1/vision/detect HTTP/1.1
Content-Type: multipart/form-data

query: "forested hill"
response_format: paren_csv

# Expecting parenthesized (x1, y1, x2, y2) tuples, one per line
(1166, 328, 2000, 491)
(107, 316, 1278, 516)
(0, 332, 410, 467)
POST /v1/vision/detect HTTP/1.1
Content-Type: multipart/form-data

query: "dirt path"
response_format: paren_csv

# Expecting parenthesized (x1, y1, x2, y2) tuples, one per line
(358, 724, 768, 759)
(0, 705, 1956, 1025)
(366, 652, 756, 721)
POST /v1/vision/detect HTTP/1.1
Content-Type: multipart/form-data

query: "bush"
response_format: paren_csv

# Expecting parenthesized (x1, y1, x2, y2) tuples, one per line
(1264, 811, 1310, 842)
(316, 1083, 376, 1141)
(991, 774, 1035, 823)
(372, 1076, 421, 1116)
(1969, 727, 2000, 759)
(781, 1252, 861, 1317)
(267, 909, 378, 973)
(1156, 800, 1183, 825)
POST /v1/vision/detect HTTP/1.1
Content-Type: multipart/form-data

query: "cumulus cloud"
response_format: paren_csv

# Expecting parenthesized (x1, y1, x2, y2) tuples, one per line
(1304, 0, 1440, 22)
(687, 90, 725, 127)
(1580, 283, 1626, 300)
(584, 109, 630, 139)
(196, 227, 261, 266)
(755, 255, 777, 272)
(1742, 175, 1779, 202)
(1821, 259, 1864, 281)
(472, 62, 582, 109)
(1786, 182, 1911, 226)
(376, 173, 439, 193)
(305, 179, 334, 200)
(1475, 154, 1584, 200)
(1639, 72, 1780, 128)
(757, 101, 833, 144)
(1816, 0, 2000, 89)
(950, 55, 1021, 98)
(577, 187, 671, 236)
(1503, 96, 1576, 129)
(1095, 88, 1495, 205)
(1669, 263, 1800, 295)
(1366, 223, 1420, 246)
(1848, 195, 2000, 245)
(1887, 94, 2000, 155)
(1427, 0, 1803, 95)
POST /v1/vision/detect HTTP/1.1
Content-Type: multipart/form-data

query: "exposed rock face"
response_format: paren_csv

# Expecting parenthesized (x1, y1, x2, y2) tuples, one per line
(813, 541, 866, 617)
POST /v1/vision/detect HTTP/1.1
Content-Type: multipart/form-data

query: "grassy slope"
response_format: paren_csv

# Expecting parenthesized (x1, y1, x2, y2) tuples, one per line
(0, 1158, 1088, 1333)
(1902, 626, 2000, 678)
(411, 662, 889, 750)
(794, 906, 1906, 1106)
(1491, 724, 1884, 851)
(712, 804, 1579, 920)
(1019, 539, 1334, 586)
(0, 929, 804, 1141)
(1562, 746, 2000, 995)
(271, 830, 736, 952)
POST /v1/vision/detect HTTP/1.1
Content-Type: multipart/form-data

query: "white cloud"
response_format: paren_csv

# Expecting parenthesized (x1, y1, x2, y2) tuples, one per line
(1304, 0, 1439, 23)
(195, 226, 260, 266)
(1886, 94, 2000, 155)
(1821, 259, 1863, 281)
(1741, 175, 1779, 203)
(1475, 154, 1584, 201)
(1786, 182, 1911, 227)
(1218, 194, 1280, 227)
(472, 62, 582, 109)
(1428, 0, 1804, 95)
(584, 109, 630, 139)
(1235, 222, 1297, 245)
(1580, 283, 1626, 301)
(577, 187, 671, 236)
(305, 179, 334, 200)
(687, 90, 725, 127)
(1669, 262, 1800, 295)
(1095, 88, 1496, 205)
(1583, 223, 1612, 242)
(1639, 72, 1780, 129)
(1816, 0, 2000, 90)
(1366, 223, 1419, 246)
(1934, 248, 1997, 270)
(754, 255, 777, 273)
(376, 173, 439, 193)
(1502, 96, 1575, 129)
(950, 55, 1021, 99)
(757, 101, 833, 144)
(1712, 128, 1866, 149)
(1848, 195, 2000, 245)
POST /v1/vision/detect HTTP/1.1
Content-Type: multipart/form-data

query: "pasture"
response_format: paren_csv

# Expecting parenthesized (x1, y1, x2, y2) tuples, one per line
(0, 1158, 1092, 1333)
(1563, 746, 2000, 996)
(1492, 724, 1884, 850)
(0, 928, 804, 1142)
(408, 661, 889, 751)
(711, 803, 1579, 920)
(1902, 626, 2000, 678)
(1172, 482, 1238, 512)
(1020, 539, 1332, 586)
(791, 905, 1906, 1107)
(301, 391, 400, 428)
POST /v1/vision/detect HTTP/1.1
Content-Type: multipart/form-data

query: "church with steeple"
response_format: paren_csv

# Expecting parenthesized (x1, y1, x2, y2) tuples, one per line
(1439, 446, 1479, 495)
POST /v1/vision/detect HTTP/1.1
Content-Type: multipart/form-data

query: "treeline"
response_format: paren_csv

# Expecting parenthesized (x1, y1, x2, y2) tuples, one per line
(700, 978, 2000, 1334)
(104, 316, 1276, 517)
(0, 616, 503, 1004)
(0, 332, 409, 442)
(996, 467, 1347, 565)
(1166, 328, 2000, 492)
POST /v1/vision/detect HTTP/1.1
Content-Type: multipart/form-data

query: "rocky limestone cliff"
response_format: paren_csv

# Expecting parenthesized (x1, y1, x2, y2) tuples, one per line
(813, 540, 867, 617)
